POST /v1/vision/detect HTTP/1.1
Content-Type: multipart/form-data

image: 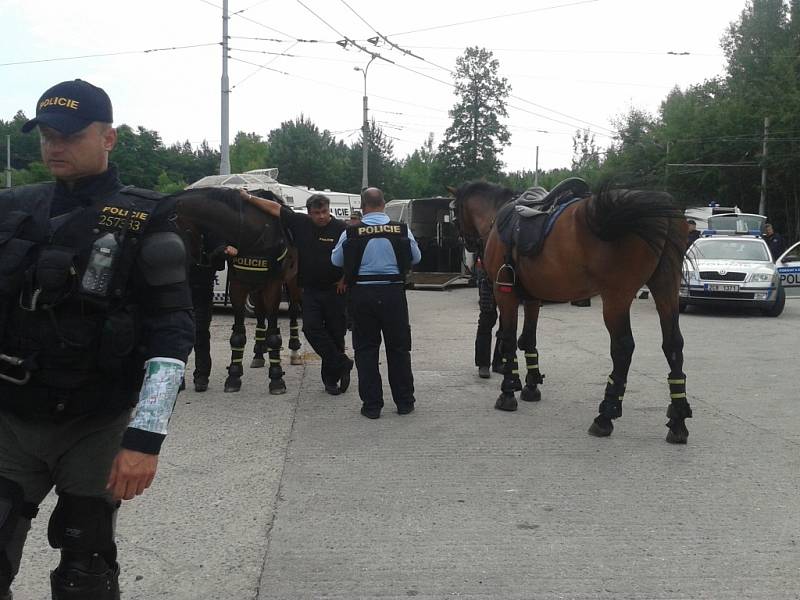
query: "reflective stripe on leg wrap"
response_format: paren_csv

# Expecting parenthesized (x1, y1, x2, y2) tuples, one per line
(524, 350, 544, 386)
(288, 325, 301, 351)
(229, 330, 247, 367)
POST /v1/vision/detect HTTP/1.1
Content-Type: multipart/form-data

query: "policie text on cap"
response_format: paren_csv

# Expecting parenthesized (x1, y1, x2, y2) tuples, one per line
(22, 79, 113, 135)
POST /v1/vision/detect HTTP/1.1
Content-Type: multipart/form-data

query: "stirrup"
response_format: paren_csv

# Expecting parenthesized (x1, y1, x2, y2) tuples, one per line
(0, 353, 31, 385)
(496, 264, 516, 294)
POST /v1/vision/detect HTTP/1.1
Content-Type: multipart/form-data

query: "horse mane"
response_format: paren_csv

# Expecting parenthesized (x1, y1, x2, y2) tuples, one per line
(456, 181, 515, 208)
(250, 188, 287, 206)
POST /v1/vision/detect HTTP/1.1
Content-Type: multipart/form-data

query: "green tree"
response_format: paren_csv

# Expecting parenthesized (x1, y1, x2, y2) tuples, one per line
(230, 131, 269, 173)
(267, 115, 343, 189)
(351, 119, 397, 195)
(395, 133, 443, 198)
(439, 46, 511, 184)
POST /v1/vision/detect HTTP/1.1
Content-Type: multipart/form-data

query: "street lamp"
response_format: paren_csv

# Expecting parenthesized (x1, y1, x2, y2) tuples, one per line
(354, 55, 376, 190)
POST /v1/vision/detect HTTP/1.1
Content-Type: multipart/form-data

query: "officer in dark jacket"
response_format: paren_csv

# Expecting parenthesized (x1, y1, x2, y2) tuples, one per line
(474, 255, 503, 378)
(331, 188, 422, 419)
(188, 231, 229, 392)
(243, 192, 352, 394)
(763, 222, 787, 261)
(0, 80, 194, 600)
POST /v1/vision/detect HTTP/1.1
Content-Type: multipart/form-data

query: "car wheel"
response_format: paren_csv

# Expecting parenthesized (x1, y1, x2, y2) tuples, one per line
(678, 301, 688, 313)
(762, 286, 785, 317)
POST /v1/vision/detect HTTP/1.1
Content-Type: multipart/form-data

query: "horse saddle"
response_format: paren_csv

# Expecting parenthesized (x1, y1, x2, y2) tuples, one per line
(496, 177, 591, 257)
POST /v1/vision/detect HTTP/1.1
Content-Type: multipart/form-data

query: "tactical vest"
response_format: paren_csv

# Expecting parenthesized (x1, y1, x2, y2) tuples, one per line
(342, 221, 412, 284)
(228, 245, 288, 286)
(0, 182, 164, 417)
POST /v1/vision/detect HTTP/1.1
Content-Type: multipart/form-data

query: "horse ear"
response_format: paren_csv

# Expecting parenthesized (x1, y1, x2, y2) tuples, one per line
(445, 185, 457, 196)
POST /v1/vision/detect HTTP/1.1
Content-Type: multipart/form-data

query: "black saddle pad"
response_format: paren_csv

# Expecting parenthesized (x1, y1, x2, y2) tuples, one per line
(496, 203, 549, 256)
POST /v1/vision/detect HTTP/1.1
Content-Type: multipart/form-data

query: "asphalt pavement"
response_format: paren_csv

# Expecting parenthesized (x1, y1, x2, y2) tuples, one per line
(14, 289, 800, 599)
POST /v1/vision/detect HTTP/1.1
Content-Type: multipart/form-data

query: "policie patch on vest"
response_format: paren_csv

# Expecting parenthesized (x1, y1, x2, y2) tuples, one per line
(97, 205, 151, 233)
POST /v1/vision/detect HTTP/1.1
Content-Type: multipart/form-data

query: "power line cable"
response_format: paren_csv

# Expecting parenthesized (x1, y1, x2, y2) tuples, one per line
(387, 0, 601, 37)
(330, 0, 615, 134)
(0, 42, 219, 67)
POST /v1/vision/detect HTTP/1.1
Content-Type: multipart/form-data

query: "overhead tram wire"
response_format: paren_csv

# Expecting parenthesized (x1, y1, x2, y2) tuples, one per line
(0, 42, 220, 67)
(197, 0, 300, 40)
(386, 0, 601, 37)
(231, 40, 300, 89)
(331, 0, 615, 135)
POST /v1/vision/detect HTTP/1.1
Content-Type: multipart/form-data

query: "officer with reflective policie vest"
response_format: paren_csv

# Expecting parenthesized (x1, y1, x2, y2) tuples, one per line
(0, 80, 194, 599)
(331, 187, 421, 419)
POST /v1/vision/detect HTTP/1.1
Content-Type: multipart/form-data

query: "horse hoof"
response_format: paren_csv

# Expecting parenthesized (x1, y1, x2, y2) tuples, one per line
(250, 357, 265, 368)
(588, 417, 613, 437)
(494, 393, 518, 411)
(666, 428, 689, 444)
(269, 381, 287, 395)
(290, 354, 304, 366)
(520, 385, 541, 402)
(224, 378, 242, 393)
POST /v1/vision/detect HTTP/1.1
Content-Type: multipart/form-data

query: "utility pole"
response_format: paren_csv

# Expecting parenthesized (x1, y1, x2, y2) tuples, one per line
(534, 146, 539, 187)
(219, 0, 231, 176)
(354, 56, 376, 190)
(758, 116, 769, 216)
(5, 136, 10, 188)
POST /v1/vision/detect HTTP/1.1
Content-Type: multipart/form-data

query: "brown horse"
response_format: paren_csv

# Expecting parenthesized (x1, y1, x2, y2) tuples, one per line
(453, 181, 692, 443)
(174, 187, 297, 395)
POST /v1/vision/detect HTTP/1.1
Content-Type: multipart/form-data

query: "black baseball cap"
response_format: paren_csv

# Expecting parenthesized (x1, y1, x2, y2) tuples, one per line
(22, 79, 113, 135)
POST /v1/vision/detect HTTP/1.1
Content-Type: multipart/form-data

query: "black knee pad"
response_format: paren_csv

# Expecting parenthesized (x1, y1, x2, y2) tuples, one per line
(48, 494, 116, 562)
(229, 331, 247, 349)
(49, 494, 119, 599)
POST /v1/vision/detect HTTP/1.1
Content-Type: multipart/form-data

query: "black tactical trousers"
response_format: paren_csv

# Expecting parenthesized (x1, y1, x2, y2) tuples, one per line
(350, 283, 415, 411)
(191, 283, 214, 381)
(475, 272, 501, 367)
(301, 287, 348, 385)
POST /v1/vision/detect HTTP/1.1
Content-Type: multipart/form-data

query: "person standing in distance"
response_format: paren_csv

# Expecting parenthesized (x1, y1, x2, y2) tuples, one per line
(331, 188, 422, 419)
(188, 231, 236, 392)
(763, 222, 787, 261)
(243, 192, 353, 394)
(0, 80, 194, 599)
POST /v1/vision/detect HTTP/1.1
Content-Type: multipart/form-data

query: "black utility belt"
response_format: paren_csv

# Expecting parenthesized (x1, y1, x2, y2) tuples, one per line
(355, 274, 405, 283)
(0, 381, 136, 420)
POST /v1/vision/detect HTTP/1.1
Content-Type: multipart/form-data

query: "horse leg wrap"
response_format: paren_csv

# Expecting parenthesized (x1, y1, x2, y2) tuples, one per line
(500, 356, 522, 392)
(288, 325, 301, 351)
(524, 350, 544, 386)
(598, 375, 626, 419)
(266, 333, 282, 350)
(253, 327, 267, 356)
(229, 329, 246, 371)
(666, 375, 692, 420)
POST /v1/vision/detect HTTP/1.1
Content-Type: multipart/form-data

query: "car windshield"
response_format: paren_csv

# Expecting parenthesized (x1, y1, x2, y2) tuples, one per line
(691, 239, 771, 261)
(707, 214, 765, 233)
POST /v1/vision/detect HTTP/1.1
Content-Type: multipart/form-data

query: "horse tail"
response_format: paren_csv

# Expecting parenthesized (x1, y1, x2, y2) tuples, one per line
(585, 185, 687, 286)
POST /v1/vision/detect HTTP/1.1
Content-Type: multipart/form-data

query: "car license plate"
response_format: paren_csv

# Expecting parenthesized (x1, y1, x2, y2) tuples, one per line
(707, 283, 739, 292)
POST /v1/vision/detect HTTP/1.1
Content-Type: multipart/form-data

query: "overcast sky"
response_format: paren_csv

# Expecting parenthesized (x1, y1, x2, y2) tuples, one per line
(1, 0, 748, 173)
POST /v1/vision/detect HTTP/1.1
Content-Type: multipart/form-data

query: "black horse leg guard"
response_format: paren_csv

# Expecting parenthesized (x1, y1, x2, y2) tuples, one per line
(599, 375, 626, 420)
(500, 355, 522, 391)
(253, 326, 267, 357)
(520, 349, 544, 403)
(266, 332, 286, 394)
(288, 323, 301, 352)
(589, 375, 626, 437)
(48, 494, 119, 600)
(228, 328, 246, 378)
(666, 373, 692, 443)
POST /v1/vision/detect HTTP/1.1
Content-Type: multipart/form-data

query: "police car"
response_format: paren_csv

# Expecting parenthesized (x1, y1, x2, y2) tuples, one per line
(680, 214, 785, 316)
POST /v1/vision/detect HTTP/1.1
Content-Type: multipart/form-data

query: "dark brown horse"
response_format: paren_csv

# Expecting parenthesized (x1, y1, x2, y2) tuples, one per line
(174, 187, 297, 395)
(453, 181, 692, 443)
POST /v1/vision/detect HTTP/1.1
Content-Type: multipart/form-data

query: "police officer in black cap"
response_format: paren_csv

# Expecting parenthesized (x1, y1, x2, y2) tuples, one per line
(331, 187, 422, 419)
(0, 80, 194, 599)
